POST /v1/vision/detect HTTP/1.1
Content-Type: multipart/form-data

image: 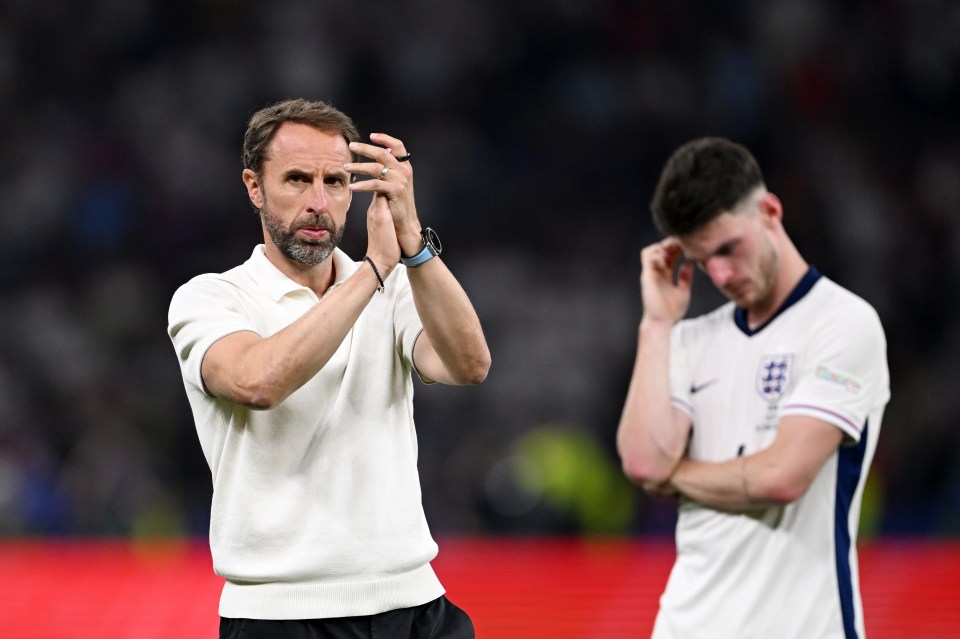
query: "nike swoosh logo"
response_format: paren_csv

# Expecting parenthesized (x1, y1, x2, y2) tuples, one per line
(690, 379, 719, 394)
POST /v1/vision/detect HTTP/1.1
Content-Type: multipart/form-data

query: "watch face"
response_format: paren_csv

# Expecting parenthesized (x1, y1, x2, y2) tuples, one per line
(423, 227, 442, 255)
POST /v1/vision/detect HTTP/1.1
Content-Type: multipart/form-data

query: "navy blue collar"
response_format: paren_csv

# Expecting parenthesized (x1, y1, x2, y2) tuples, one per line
(734, 266, 822, 336)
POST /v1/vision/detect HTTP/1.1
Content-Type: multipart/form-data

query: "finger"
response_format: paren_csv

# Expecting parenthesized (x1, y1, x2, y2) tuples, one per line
(676, 261, 695, 289)
(366, 193, 392, 219)
(369, 132, 408, 158)
(660, 237, 684, 260)
(640, 247, 663, 273)
(345, 161, 392, 181)
(641, 243, 674, 273)
(349, 141, 394, 163)
(349, 176, 402, 194)
(658, 240, 686, 273)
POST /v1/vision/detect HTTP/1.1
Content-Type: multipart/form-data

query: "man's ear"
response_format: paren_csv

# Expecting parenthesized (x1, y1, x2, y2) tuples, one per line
(758, 191, 784, 228)
(242, 169, 263, 210)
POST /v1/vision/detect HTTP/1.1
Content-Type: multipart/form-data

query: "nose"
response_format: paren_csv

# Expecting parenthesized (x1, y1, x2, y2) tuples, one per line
(704, 257, 734, 287)
(306, 182, 328, 215)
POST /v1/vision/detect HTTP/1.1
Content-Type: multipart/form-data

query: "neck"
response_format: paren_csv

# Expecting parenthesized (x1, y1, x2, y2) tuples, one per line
(747, 241, 808, 329)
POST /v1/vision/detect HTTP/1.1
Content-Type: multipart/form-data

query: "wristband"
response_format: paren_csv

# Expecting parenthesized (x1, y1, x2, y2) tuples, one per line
(363, 256, 385, 293)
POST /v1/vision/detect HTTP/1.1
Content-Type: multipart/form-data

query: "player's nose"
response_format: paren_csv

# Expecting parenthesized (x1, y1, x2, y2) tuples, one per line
(705, 258, 733, 287)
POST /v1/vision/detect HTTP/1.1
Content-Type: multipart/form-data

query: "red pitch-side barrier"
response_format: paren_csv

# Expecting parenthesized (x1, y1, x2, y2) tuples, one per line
(0, 537, 957, 638)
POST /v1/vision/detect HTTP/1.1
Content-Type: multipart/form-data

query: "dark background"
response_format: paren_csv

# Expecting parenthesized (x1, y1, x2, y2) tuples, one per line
(1, 0, 957, 538)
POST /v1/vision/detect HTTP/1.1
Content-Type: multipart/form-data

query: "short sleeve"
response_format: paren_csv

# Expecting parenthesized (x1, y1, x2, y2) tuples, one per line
(167, 277, 260, 396)
(389, 266, 426, 378)
(780, 302, 890, 443)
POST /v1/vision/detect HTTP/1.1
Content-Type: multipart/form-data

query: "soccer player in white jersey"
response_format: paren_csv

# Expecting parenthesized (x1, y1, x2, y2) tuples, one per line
(617, 137, 890, 639)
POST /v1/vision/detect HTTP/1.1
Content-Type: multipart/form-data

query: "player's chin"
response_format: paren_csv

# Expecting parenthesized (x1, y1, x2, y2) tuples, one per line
(728, 292, 759, 310)
(722, 287, 747, 305)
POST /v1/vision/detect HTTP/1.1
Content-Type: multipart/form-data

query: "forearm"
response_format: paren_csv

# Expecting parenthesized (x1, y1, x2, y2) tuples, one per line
(617, 319, 688, 483)
(669, 457, 766, 512)
(210, 264, 384, 408)
(406, 258, 490, 385)
(669, 415, 845, 510)
(670, 450, 804, 512)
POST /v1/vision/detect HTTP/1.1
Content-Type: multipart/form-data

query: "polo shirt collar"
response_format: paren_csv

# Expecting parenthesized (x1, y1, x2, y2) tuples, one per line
(246, 245, 360, 302)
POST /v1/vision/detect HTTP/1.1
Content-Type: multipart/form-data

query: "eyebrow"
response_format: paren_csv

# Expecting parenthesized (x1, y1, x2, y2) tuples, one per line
(713, 238, 740, 256)
(686, 237, 740, 263)
(280, 166, 350, 179)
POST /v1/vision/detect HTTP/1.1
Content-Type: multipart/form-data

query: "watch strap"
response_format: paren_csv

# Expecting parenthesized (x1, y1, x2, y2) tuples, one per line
(400, 244, 437, 267)
(400, 227, 441, 267)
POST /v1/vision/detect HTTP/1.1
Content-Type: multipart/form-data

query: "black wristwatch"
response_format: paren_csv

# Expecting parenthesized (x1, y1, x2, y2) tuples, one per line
(400, 227, 442, 267)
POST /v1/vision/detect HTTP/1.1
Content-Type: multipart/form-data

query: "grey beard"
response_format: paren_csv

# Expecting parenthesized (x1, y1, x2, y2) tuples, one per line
(262, 206, 344, 266)
(280, 234, 339, 266)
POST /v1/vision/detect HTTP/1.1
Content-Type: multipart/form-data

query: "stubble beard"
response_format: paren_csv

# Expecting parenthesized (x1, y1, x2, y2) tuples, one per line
(261, 199, 345, 266)
(739, 235, 780, 310)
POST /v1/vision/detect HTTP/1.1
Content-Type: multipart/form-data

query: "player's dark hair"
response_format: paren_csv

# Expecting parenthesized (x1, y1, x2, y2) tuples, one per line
(242, 98, 361, 176)
(650, 137, 765, 237)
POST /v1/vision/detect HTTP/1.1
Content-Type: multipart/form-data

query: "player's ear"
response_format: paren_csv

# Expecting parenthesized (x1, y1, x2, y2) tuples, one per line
(243, 169, 263, 210)
(758, 191, 783, 228)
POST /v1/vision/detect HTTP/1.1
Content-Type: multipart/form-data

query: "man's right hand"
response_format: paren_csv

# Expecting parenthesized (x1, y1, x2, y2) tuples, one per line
(639, 238, 693, 325)
(618, 237, 696, 485)
(363, 193, 401, 282)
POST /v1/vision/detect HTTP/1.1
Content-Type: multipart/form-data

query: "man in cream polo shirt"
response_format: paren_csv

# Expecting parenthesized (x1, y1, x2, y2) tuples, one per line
(168, 98, 490, 639)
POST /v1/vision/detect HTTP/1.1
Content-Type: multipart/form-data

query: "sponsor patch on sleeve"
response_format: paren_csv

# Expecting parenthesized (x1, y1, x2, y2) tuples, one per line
(815, 365, 862, 394)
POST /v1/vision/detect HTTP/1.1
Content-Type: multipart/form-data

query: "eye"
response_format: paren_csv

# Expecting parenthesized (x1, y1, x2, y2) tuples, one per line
(709, 240, 739, 260)
(325, 176, 345, 186)
(287, 172, 310, 184)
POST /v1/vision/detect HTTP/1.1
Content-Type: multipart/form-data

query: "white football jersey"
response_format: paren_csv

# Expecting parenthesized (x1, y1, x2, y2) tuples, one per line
(653, 268, 890, 639)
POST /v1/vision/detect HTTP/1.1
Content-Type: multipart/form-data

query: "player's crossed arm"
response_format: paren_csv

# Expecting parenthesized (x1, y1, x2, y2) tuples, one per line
(668, 415, 844, 512)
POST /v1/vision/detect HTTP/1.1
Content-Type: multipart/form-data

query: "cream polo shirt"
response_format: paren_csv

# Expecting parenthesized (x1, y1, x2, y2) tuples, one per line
(168, 245, 444, 620)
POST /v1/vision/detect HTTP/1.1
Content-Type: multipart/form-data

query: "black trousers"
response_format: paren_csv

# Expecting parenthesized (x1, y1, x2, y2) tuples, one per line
(219, 596, 475, 639)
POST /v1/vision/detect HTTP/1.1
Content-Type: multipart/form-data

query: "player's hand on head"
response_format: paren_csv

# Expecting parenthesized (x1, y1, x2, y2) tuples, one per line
(639, 238, 693, 324)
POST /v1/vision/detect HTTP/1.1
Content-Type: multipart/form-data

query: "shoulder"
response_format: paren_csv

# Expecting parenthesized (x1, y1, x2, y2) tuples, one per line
(806, 277, 886, 338)
(171, 266, 249, 296)
(799, 278, 889, 390)
(169, 264, 253, 312)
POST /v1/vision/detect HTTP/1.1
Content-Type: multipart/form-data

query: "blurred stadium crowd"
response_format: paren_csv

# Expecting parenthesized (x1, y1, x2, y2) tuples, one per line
(0, 0, 958, 537)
